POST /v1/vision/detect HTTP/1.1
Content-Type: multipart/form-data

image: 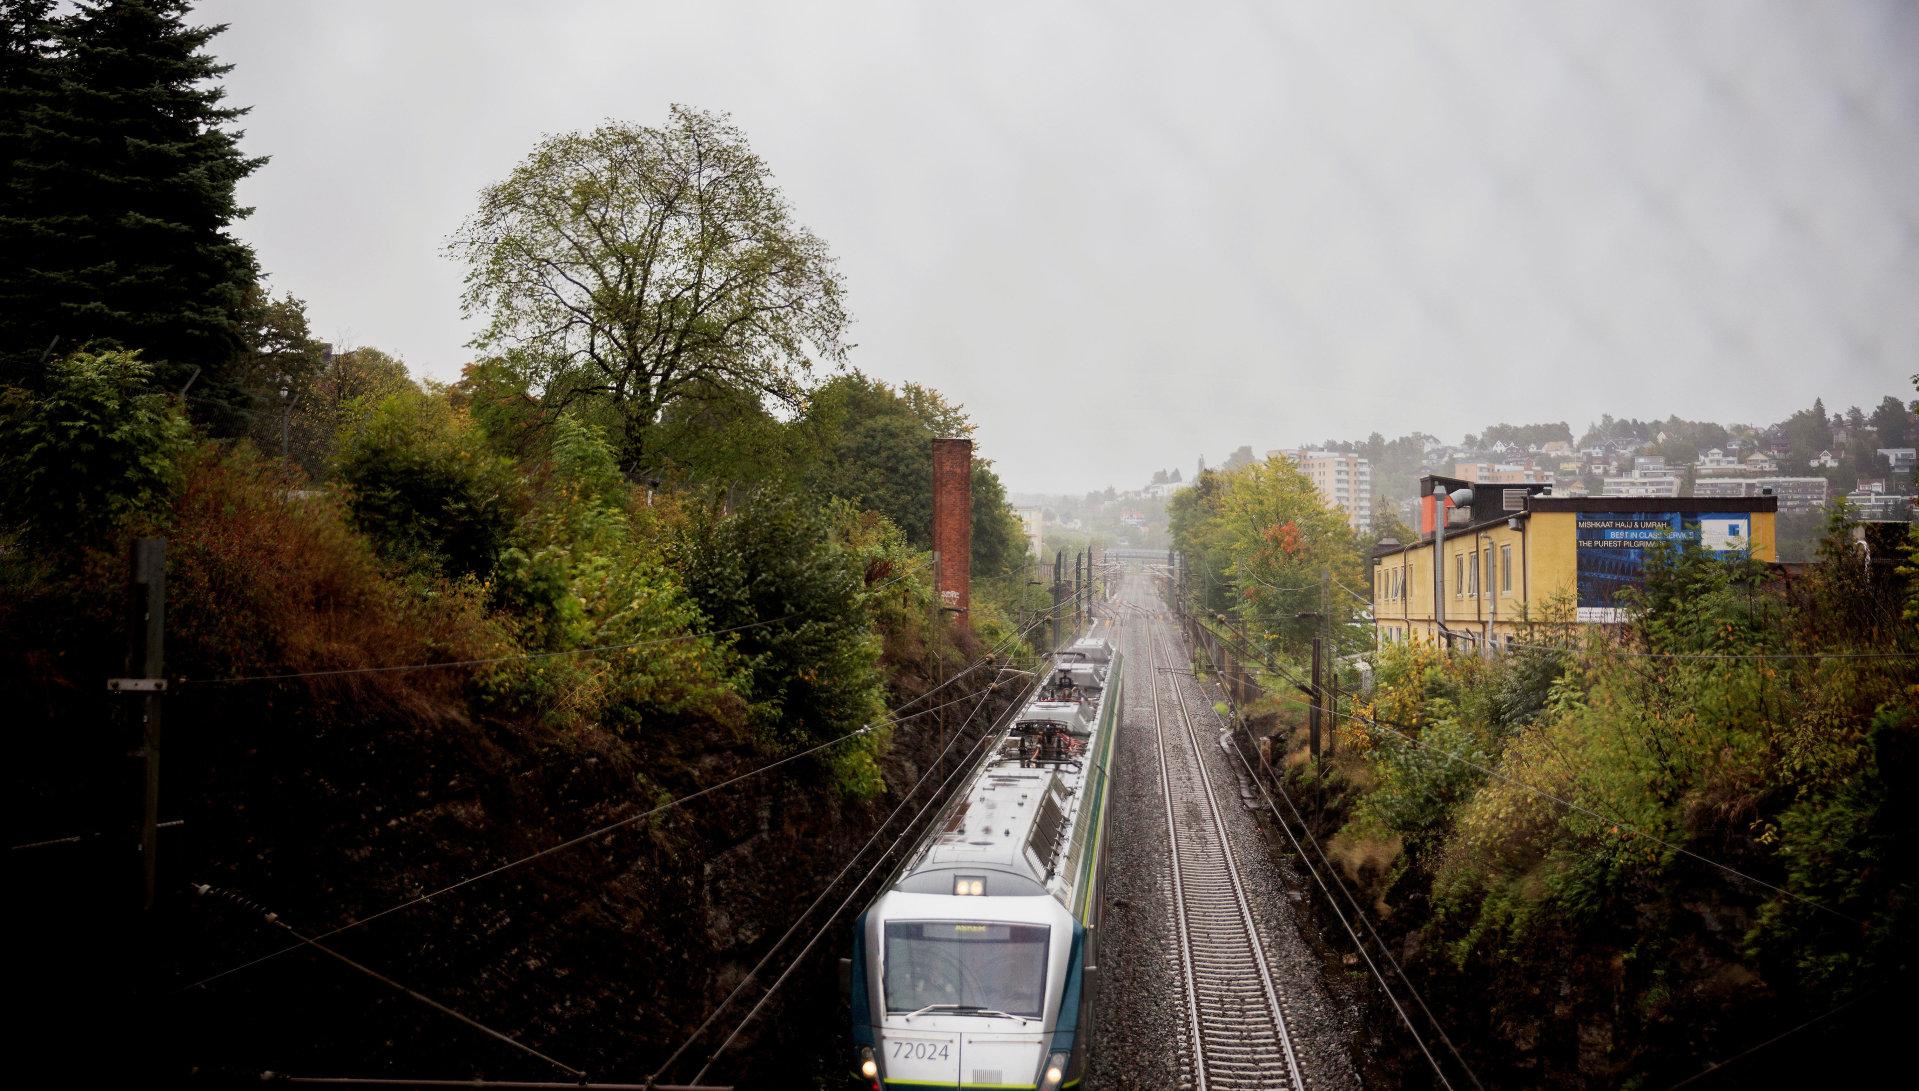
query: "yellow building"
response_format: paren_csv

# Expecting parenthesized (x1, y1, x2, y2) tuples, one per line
(1371, 476, 1777, 649)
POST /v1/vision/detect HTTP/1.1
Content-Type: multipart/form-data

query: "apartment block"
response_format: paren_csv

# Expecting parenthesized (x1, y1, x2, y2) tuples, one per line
(1276, 449, 1373, 533)
(1690, 476, 1829, 513)
(1601, 474, 1681, 498)
(1452, 461, 1554, 485)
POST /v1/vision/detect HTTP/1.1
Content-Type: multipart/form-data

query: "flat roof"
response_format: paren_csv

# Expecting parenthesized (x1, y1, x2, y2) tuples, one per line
(1371, 494, 1778, 561)
(1525, 495, 1779, 513)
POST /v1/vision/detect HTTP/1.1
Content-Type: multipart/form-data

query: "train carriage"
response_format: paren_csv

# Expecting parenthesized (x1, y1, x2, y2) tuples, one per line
(848, 638, 1124, 1090)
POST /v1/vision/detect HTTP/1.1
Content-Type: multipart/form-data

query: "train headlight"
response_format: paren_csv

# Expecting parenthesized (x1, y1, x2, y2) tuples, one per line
(1042, 1051, 1068, 1087)
(859, 1046, 877, 1080)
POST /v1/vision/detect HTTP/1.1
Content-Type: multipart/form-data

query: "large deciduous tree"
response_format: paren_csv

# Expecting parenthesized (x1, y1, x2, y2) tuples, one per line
(1169, 456, 1362, 656)
(0, 0, 262, 422)
(450, 106, 849, 475)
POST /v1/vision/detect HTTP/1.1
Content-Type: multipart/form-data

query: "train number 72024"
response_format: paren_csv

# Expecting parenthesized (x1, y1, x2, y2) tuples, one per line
(891, 1040, 951, 1061)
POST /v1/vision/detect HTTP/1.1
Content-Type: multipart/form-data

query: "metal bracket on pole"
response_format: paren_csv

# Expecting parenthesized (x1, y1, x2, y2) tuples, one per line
(108, 678, 168, 693)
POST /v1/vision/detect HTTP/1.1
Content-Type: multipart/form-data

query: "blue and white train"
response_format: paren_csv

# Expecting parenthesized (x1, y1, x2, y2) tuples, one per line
(848, 633, 1123, 1090)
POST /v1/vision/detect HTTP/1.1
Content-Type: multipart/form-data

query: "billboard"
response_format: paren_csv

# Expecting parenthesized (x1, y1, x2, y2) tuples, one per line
(1575, 512, 1752, 623)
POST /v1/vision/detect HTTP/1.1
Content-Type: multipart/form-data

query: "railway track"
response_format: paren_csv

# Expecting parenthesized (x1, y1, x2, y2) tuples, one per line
(1141, 588, 1306, 1091)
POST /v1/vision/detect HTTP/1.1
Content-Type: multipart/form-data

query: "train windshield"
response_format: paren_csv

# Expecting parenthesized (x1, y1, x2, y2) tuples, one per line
(882, 920, 1050, 1018)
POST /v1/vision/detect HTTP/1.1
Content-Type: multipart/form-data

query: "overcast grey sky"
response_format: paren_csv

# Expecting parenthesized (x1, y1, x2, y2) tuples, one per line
(197, 0, 1918, 494)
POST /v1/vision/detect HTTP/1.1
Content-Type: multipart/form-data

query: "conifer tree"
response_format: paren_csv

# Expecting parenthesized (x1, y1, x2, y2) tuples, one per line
(0, 0, 262, 430)
(0, 0, 65, 368)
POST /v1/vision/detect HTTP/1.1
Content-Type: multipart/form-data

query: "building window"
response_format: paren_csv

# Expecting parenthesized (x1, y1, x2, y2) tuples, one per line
(1455, 554, 1464, 597)
(1501, 544, 1512, 593)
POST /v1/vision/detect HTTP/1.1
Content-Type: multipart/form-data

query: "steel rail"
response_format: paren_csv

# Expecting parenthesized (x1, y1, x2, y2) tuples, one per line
(1140, 585, 1306, 1091)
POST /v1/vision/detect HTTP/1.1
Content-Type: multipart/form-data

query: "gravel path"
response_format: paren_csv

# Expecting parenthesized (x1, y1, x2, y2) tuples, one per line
(1087, 572, 1362, 1091)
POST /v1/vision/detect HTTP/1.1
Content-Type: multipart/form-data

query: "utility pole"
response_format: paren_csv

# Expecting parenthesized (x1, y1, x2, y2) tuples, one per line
(1325, 647, 1337, 757)
(1320, 569, 1334, 757)
(112, 538, 167, 912)
(1308, 635, 1322, 766)
(1052, 550, 1065, 653)
(1074, 550, 1084, 630)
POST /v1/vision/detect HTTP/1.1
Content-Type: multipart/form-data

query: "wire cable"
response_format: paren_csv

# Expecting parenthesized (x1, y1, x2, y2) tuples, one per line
(883, 584, 1086, 719)
(686, 673, 1027, 1087)
(182, 596, 1078, 995)
(1194, 612, 1865, 927)
(1660, 994, 1863, 1090)
(1199, 627, 1483, 1088)
(180, 719, 885, 993)
(195, 884, 584, 1079)
(648, 667, 1021, 1083)
(1500, 638, 1919, 662)
(1152, 619, 1464, 1091)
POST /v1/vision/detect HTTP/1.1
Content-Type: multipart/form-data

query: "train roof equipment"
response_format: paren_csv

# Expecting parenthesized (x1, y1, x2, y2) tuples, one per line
(850, 630, 1125, 1090)
(1057, 636, 1115, 666)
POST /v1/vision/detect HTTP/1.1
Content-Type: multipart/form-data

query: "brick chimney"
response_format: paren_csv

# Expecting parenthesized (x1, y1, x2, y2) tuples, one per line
(931, 437, 973, 625)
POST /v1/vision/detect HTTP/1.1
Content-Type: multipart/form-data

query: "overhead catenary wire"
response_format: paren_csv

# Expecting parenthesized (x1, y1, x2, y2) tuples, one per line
(1659, 993, 1864, 1091)
(1194, 614, 1865, 927)
(883, 582, 1088, 719)
(684, 668, 1031, 1088)
(181, 718, 884, 993)
(647, 665, 1017, 1084)
(195, 884, 585, 1079)
(673, 591, 1108, 1082)
(1498, 637, 1919, 661)
(183, 590, 1082, 994)
(1195, 623, 1480, 1089)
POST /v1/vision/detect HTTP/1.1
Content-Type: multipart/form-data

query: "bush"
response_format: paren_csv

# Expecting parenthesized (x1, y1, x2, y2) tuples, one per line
(335, 387, 513, 580)
(482, 414, 747, 735)
(675, 490, 889, 793)
(0, 348, 190, 542)
(164, 442, 502, 721)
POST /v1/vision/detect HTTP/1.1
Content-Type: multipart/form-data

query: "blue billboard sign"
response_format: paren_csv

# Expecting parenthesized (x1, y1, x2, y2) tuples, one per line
(1575, 511, 1751, 622)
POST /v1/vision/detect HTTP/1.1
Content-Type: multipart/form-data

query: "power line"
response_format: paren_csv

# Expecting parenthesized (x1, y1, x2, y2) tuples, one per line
(195, 884, 584, 1079)
(1155, 621, 1468, 1091)
(883, 583, 1086, 719)
(659, 575, 1116, 1080)
(649, 669, 1018, 1082)
(179, 719, 885, 993)
(687, 671, 1030, 1088)
(1198, 617, 1864, 927)
(1660, 994, 1863, 1090)
(1500, 638, 1919, 662)
(181, 596, 1078, 995)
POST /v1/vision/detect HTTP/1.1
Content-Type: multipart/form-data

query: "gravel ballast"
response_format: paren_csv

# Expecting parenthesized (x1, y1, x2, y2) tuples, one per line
(1087, 575, 1363, 1091)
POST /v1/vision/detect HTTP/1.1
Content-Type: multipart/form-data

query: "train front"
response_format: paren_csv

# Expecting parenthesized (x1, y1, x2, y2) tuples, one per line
(851, 889, 1085, 1090)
